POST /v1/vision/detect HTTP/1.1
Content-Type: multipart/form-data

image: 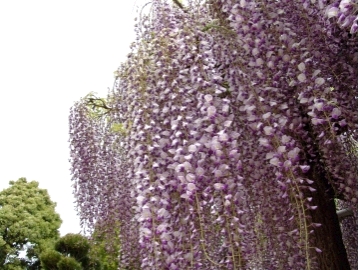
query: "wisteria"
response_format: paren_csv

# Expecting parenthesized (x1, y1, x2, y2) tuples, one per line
(69, 0, 357, 269)
(326, 0, 358, 33)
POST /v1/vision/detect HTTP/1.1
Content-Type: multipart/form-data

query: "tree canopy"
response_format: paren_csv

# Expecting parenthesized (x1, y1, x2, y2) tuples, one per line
(88, 219, 120, 270)
(0, 178, 62, 269)
(69, 0, 357, 269)
(40, 233, 102, 270)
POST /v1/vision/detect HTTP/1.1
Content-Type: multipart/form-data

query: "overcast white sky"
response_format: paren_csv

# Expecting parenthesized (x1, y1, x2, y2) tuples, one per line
(0, 1, 146, 236)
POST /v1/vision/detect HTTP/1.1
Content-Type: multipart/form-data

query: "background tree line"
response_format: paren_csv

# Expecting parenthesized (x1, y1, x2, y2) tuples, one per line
(0, 178, 119, 270)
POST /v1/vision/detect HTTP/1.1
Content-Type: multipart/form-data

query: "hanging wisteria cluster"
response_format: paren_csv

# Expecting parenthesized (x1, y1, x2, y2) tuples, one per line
(69, 0, 357, 269)
(325, 0, 358, 33)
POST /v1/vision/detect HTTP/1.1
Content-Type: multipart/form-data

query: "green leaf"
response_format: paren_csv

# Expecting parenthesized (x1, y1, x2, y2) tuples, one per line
(0, 178, 62, 267)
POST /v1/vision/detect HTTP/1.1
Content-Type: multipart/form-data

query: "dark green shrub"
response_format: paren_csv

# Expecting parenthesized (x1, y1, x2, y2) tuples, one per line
(40, 249, 62, 270)
(55, 233, 90, 262)
(57, 256, 82, 270)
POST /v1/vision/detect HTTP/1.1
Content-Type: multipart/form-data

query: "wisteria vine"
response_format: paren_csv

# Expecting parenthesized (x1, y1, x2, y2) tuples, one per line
(69, 0, 357, 269)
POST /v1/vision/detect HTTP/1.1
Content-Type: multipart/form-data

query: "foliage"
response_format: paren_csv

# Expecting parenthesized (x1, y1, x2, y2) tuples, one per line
(83, 92, 114, 120)
(39, 249, 62, 270)
(55, 233, 90, 263)
(56, 256, 82, 270)
(40, 233, 102, 270)
(0, 178, 62, 269)
(69, 0, 357, 269)
(89, 221, 120, 270)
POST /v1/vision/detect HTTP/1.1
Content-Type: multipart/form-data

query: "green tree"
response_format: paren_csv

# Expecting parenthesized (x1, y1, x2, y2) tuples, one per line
(56, 256, 82, 270)
(55, 233, 90, 267)
(39, 249, 62, 270)
(89, 220, 121, 270)
(40, 233, 101, 270)
(0, 178, 62, 269)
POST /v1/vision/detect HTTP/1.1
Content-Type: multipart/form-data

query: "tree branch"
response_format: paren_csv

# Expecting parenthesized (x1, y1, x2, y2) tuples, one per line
(336, 208, 354, 221)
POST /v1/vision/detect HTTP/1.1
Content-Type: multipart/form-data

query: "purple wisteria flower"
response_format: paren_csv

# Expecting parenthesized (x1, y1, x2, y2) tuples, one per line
(69, 0, 357, 269)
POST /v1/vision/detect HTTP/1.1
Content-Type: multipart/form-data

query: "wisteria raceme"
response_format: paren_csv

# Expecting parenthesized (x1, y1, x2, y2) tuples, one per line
(69, 97, 141, 266)
(69, 0, 357, 269)
(325, 0, 358, 33)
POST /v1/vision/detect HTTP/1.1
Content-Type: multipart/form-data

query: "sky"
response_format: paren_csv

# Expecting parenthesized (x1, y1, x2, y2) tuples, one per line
(0, 1, 146, 236)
